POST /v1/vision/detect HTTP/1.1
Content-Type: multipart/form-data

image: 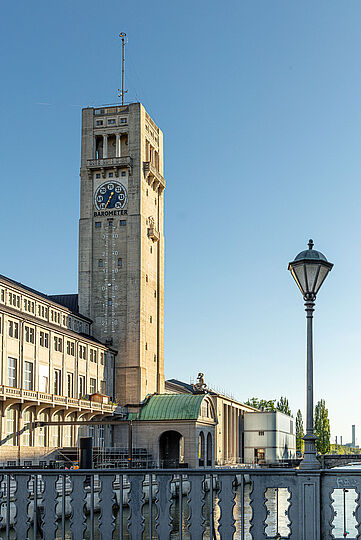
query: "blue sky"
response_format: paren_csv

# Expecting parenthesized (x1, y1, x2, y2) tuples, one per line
(1, 0, 361, 442)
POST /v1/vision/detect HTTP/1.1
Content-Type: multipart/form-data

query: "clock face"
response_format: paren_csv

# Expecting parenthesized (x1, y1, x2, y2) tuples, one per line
(94, 182, 127, 210)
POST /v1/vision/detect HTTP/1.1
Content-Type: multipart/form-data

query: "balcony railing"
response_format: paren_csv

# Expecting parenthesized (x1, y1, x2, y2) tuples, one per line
(143, 161, 166, 190)
(0, 467, 358, 539)
(87, 156, 132, 169)
(0, 385, 117, 414)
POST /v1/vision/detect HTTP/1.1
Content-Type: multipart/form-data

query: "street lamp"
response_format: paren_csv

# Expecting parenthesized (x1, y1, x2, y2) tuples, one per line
(288, 239, 333, 469)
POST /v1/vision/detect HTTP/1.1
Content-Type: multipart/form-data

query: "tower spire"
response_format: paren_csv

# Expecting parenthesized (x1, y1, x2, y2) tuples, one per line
(118, 33, 128, 105)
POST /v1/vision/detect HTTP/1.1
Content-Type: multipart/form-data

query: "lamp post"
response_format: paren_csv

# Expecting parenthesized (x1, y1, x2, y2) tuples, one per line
(288, 240, 333, 469)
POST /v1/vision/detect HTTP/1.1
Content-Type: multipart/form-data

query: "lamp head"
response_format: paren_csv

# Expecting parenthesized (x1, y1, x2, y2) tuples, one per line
(288, 239, 333, 299)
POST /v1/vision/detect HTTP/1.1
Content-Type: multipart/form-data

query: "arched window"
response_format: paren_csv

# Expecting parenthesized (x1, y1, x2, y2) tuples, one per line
(198, 431, 205, 467)
(38, 412, 48, 446)
(5, 406, 17, 446)
(23, 408, 34, 446)
(207, 432, 213, 467)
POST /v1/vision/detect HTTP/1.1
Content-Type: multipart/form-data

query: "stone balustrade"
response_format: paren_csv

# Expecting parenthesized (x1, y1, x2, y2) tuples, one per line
(0, 467, 359, 538)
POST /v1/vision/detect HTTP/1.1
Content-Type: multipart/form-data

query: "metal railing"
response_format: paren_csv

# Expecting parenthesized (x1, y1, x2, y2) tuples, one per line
(0, 467, 359, 538)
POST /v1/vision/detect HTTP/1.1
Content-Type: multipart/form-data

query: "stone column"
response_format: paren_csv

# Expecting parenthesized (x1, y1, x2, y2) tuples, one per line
(103, 135, 108, 159)
(116, 134, 120, 157)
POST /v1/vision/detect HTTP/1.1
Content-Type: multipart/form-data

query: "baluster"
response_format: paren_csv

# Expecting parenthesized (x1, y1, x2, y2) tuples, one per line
(98, 473, 116, 539)
(69, 474, 87, 540)
(13, 474, 30, 539)
(128, 475, 145, 538)
(155, 474, 173, 539)
(355, 487, 361, 539)
(249, 476, 268, 539)
(0, 475, 3, 530)
(187, 474, 205, 539)
(217, 474, 236, 539)
(41, 474, 59, 539)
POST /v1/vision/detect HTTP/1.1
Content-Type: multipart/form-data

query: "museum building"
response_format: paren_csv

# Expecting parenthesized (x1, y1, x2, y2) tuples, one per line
(0, 100, 296, 468)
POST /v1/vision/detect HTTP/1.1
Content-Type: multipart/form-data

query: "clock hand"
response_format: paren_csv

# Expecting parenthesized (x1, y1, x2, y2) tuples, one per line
(105, 192, 114, 209)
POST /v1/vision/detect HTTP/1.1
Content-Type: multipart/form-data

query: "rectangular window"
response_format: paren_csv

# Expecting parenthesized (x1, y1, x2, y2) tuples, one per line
(96, 120, 103, 126)
(108, 119, 116, 124)
(121, 171, 126, 176)
(24, 326, 35, 344)
(0, 289, 4, 302)
(54, 369, 62, 395)
(108, 220, 113, 227)
(120, 220, 126, 226)
(8, 320, 19, 339)
(40, 331, 49, 348)
(98, 259, 103, 268)
(109, 172, 114, 178)
(79, 375, 86, 398)
(90, 378, 96, 394)
(8, 357, 17, 387)
(24, 361, 33, 390)
(54, 336, 63, 352)
(100, 352, 104, 365)
(66, 341, 75, 356)
(95, 222, 101, 228)
(100, 380, 106, 394)
(258, 431, 265, 436)
(118, 258, 122, 267)
(79, 344, 87, 360)
(67, 373, 74, 397)
(96, 173, 101, 179)
(120, 118, 127, 123)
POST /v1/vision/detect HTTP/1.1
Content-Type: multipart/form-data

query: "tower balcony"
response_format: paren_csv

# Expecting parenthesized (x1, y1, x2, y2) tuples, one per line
(143, 161, 166, 192)
(87, 156, 133, 178)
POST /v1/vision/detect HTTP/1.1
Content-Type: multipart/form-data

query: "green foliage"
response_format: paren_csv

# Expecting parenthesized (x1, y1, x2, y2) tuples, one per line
(245, 396, 292, 416)
(296, 409, 305, 452)
(330, 444, 360, 455)
(314, 399, 331, 454)
(245, 397, 276, 412)
(277, 396, 292, 416)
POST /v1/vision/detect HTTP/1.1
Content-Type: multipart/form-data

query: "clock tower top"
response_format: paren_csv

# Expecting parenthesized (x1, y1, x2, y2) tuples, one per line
(78, 102, 165, 405)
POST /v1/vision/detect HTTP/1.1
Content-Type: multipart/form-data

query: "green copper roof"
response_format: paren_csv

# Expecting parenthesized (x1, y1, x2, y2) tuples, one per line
(136, 393, 206, 421)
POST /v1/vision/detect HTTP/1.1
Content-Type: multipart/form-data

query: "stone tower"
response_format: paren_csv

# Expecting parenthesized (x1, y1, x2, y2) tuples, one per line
(78, 103, 165, 405)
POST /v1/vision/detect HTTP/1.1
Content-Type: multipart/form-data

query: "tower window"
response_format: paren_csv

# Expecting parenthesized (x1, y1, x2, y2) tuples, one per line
(108, 298, 112, 306)
(108, 119, 116, 125)
(146, 275, 148, 283)
(118, 258, 122, 267)
(146, 189, 148, 196)
(145, 343, 148, 350)
(96, 173, 101, 179)
(154, 290, 157, 298)
(155, 198, 157, 205)
(95, 222, 101, 228)
(96, 120, 103, 126)
(150, 316, 152, 323)
(109, 172, 114, 178)
(98, 259, 103, 268)
(108, 220, 113, 227)
(120, 220, 126, 226)
(121, 171, 126, 176)
(120, 118, 127, 123)
(150, 246, 152, 254)
(154, 354, 157, 362)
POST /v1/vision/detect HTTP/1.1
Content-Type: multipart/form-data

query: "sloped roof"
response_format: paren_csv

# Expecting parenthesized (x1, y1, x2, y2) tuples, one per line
(48, 294, 79, 314)
(137, 393, 207, 421)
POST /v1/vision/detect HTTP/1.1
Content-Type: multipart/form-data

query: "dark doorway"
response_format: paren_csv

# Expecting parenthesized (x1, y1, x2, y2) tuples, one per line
(159, 431, 183, 468)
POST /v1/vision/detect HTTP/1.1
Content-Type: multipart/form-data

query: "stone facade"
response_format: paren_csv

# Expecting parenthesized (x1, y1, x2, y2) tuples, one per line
(0, 275, 118, 465)
(78, 104, 165, 406)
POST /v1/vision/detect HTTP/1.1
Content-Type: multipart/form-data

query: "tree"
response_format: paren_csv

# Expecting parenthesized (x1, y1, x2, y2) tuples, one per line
(277, 396, 292, 416)
(314, 399, 331, 454)
(245, 398, 276, 412)
(296, 409, 305, 452)
(245, 397, 293, 416)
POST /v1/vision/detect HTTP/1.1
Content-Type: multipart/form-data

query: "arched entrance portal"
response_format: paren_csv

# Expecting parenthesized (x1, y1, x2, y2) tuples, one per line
(159, 431, 184, 468)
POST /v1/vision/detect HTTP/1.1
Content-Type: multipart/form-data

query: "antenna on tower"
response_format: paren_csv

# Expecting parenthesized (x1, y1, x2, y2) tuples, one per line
(118, 33, 128, 105)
